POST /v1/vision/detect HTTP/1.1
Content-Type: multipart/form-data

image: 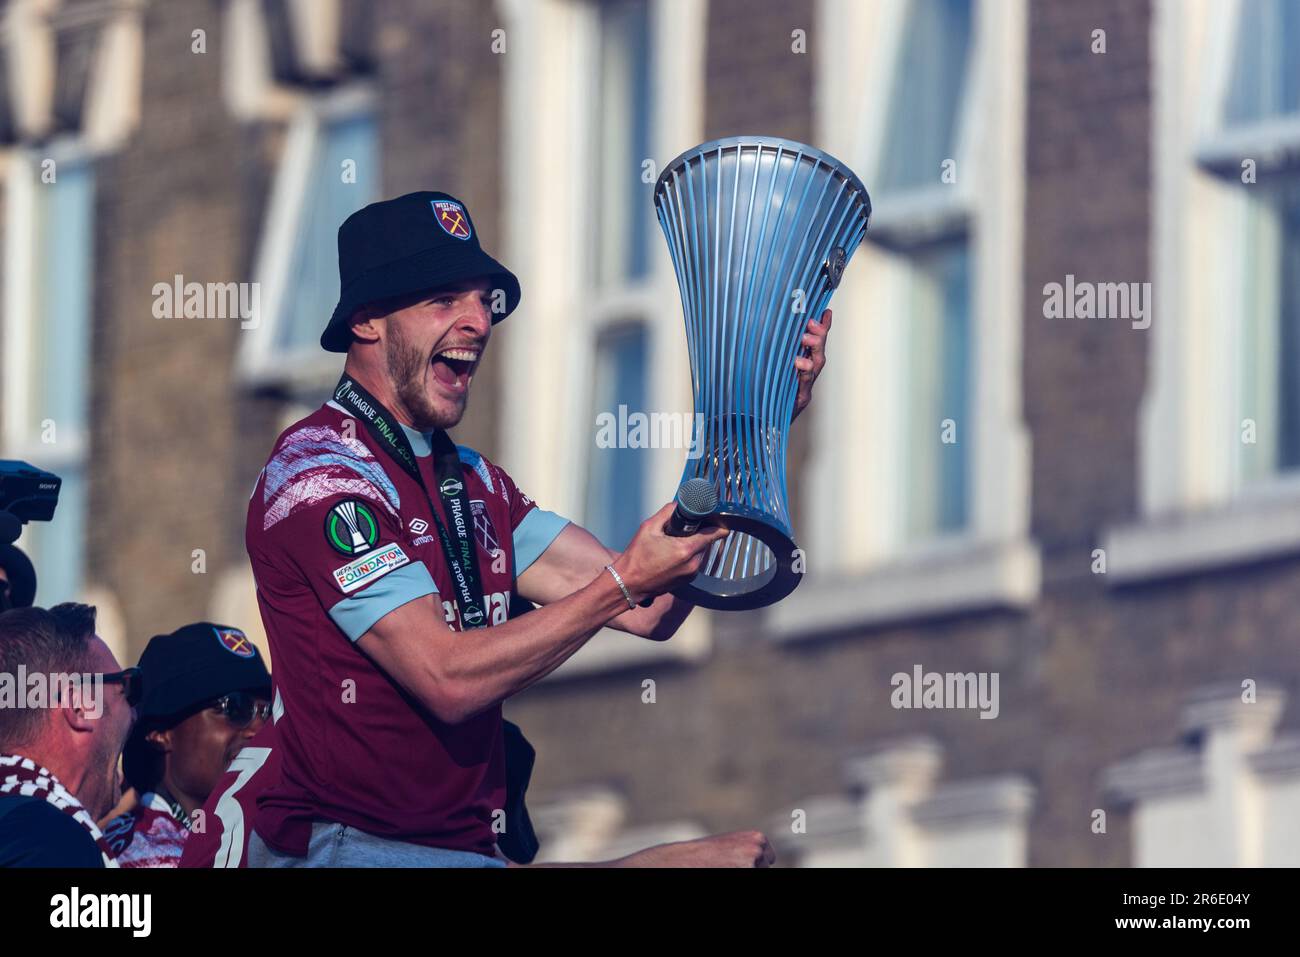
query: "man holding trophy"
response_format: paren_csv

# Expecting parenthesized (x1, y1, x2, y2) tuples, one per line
(241, 138, 861, 868)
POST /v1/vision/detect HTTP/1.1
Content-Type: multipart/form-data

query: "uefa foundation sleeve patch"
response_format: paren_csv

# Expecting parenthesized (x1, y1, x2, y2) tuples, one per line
(332, 543, 411, 594)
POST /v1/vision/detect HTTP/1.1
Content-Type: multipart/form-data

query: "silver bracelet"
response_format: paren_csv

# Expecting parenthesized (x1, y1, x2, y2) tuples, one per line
(604, 564, 637, 610)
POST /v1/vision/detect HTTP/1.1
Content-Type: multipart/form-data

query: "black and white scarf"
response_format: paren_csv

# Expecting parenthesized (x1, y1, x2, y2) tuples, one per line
(0, 753, 119, 867)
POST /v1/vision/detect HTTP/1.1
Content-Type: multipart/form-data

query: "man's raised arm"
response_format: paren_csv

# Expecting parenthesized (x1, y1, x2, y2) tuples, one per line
(356, 501, 727, 724)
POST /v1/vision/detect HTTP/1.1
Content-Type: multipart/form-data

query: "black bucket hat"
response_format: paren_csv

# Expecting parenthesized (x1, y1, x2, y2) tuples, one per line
(320, 190, 522, 353)
(134, 622, 272, 721)
(123, 622, 272, 794)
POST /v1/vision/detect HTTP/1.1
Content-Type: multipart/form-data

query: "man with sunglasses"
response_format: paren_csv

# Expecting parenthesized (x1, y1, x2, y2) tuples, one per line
(0, 603, 138, 867)
(104, 622, 271, 867)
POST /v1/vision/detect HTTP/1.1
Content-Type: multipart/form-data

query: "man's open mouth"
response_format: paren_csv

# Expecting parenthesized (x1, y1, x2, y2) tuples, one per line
(431, 347, 479, 392)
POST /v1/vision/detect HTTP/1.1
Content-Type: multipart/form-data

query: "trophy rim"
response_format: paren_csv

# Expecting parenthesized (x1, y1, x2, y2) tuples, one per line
(668, 504, 802, 611)
(654, 135, 871, 216)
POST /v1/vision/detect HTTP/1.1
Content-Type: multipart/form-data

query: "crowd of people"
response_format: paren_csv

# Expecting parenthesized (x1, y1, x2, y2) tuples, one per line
(0, 601, 775, 868)
(0, 601, 273, 868)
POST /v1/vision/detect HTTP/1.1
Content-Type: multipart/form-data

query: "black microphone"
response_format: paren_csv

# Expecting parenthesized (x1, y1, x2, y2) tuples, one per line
(637, 479, 720, 607)
(664, 477, 719, 536)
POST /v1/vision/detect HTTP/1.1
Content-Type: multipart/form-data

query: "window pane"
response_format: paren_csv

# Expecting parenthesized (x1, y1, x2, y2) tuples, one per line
(34, 162, 94, 435)
(903, 241, 970, 537)
(1224, 0, 1300, 126)
(280, 113, 379, 354)
(585, 322, 649, 550)
(595, 0, 654, 286)
(18, 162, 95, 603)
(1276, 180, 1300, 467)
(1237, 176, 1300, 482)
(876, 0, 973, 194)
(22, 466, 85, 604)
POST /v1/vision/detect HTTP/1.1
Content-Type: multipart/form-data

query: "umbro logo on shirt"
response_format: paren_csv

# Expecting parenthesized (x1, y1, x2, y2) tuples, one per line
(409, 516, 436, 548)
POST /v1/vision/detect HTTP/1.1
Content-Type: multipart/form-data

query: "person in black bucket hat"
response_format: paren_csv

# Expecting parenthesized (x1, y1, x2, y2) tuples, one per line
(103, 623, 271, 867)
(319, 190, 521, 353)
(238, 187, 804, 868)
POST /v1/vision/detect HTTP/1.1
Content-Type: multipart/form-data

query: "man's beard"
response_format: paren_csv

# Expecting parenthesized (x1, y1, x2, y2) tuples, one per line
(386, 323, 463, 432)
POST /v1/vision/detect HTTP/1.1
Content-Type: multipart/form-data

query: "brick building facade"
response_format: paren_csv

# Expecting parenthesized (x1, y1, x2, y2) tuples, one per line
(3, 0, 1297, 866)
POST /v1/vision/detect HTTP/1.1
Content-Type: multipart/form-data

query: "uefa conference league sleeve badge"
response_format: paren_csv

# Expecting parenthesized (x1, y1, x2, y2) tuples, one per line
(325, 499, 410, 595)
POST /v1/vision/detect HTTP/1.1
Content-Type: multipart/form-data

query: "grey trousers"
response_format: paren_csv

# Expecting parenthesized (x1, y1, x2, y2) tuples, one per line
(247, 821, 507, 868)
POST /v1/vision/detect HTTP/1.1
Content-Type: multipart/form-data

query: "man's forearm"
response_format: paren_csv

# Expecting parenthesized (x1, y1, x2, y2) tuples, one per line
(516, 526, 697, 641)
(608, 590, 695, 641)
(596, 543, 695, 640)
(437, 567, 632, 720)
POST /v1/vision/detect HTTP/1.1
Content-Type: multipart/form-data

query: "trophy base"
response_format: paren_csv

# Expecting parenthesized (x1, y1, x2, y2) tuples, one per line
(670, 505, 802, 611)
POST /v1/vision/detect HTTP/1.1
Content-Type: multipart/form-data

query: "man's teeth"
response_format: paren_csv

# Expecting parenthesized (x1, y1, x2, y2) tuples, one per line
(436, 349, 479, 362)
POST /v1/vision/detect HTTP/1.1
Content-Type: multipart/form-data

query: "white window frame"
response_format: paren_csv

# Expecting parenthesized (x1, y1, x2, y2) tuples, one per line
(224, 0, 378, 392)
(235, 84, 379, 391)
(772, 0, 1036, 639)
(223, 0, 350, 123)
(0, 0, 142, 606)
(1, 138, 97, 603)
(496, 0, 711, 677)
(1107, 0, 1300, 582)
(1, 0, 145, 151)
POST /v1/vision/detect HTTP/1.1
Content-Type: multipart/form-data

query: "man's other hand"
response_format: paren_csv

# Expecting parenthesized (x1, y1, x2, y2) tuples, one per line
(616, 830, 776, 868)
(792, 308, 832, 422)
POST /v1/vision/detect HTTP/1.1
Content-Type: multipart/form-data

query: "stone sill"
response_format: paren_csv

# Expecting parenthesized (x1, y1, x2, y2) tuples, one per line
(1103, 490, 1300, 585)
(767, 538, 1041, 642)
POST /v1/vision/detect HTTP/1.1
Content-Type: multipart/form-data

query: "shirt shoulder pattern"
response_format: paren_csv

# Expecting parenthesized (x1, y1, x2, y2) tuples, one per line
(263, 421, 401, 530)
(456, 445, 496, 496)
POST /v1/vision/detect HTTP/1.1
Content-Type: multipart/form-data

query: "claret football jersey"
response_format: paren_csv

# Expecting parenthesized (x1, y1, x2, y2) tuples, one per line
(179, 718, 278, 868)
(245, 400, 569, 856)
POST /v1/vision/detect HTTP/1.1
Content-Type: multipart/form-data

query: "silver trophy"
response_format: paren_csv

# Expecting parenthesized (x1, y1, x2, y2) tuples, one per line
(654, 136, 870, 610)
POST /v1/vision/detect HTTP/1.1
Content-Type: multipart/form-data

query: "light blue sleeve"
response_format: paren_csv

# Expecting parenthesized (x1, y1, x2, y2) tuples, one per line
(513, 509, 572, 577)
(329, 561, 439, 641)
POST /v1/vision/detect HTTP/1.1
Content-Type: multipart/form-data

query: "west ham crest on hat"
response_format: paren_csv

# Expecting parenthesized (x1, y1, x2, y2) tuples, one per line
(214, 626, 256, 659)
(432, 199, 472, 240)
